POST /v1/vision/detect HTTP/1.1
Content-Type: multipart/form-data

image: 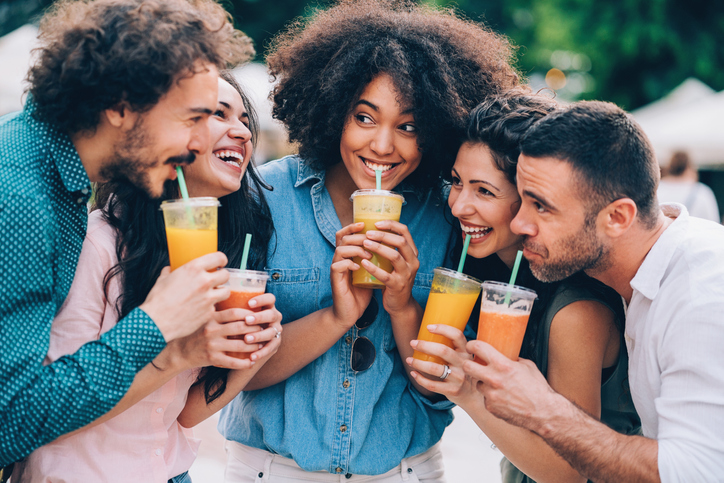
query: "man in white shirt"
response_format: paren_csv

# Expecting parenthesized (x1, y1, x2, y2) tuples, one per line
(463, 101, 724, 482)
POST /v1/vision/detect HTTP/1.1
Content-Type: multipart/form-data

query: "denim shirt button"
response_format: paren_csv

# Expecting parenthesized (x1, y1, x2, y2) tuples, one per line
(343, 379, 350, 388)
(346, 474, 353, 479)
(272, 272, 281, 280)
(335, 467, 343, 473)
(340, 424, 347, 432)
(345, 336, 353, 345)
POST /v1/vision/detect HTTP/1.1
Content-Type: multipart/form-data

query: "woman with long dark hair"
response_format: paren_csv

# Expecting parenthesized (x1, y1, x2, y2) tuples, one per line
(407, 92, 640, 483)
(15, 70, 281, 483)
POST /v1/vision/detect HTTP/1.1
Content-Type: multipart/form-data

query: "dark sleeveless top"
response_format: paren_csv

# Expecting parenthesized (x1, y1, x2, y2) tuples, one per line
(454, 250, 641, 483)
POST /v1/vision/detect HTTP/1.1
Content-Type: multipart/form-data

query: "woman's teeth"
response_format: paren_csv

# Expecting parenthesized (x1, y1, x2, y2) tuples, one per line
(461, 223, 492, 238)
(363, 159, 395, 172)
(214, 150, 243, 167)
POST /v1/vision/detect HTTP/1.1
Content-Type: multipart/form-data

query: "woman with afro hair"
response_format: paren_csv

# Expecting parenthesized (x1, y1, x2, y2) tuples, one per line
(218, 1, 520, 480)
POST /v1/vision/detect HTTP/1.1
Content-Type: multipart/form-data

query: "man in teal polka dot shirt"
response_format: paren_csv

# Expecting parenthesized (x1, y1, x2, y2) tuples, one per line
(0, 0, 253, 472)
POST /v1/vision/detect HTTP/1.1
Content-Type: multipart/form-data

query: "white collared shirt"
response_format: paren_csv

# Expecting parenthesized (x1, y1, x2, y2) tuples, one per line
(627, 203, 724, 482)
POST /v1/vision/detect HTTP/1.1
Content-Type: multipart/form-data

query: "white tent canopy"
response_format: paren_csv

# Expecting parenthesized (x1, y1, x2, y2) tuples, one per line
(632, 78, 724, 167)
(0, 24, 38, 116)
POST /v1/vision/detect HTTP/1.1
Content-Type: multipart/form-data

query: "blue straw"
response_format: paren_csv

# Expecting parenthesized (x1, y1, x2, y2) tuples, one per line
(240, 233, 252, 271)
(504, 250, 524, 305)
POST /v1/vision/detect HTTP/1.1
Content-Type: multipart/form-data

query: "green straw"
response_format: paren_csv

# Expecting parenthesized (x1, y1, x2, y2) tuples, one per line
(239, 233, 252, 271)
(457, 234, 472, 273)
(175, 166, 195, 228)
(375, 170, 382, 190)
(504, 250, 524, 305)
(176, 166, 190, 200)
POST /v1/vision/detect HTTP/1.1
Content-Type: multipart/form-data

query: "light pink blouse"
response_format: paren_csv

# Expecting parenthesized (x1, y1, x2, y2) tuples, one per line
(14, 210, 200, 483)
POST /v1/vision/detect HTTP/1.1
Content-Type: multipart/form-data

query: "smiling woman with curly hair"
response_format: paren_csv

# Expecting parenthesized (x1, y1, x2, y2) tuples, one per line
(217, 1, 520, 480)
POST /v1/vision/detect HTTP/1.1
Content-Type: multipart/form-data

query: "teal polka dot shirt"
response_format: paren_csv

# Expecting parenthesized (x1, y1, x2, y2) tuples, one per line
(0, 101, 167, 465)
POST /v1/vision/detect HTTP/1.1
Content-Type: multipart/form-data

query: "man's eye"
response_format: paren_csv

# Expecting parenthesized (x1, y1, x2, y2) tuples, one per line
(534, 202, 546, 213)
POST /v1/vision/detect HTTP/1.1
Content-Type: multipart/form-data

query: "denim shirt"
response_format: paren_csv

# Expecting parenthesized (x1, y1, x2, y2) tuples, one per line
(219, 155, 456, 476)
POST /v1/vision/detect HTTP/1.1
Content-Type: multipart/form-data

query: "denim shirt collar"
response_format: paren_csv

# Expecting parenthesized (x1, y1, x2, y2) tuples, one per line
(294, 160, 326, 188)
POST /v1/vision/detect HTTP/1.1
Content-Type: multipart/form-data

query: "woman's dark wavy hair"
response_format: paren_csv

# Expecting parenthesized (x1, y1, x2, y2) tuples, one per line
(27, 0, 253, 134)
(94, 70, 273, 404)
(460, 88, 559, 185)
(266, 0, 520, 193)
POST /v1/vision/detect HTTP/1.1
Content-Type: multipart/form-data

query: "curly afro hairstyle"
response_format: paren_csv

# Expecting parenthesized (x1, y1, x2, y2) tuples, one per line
(266, 0, 520, 192)
(463, 88, 559, 185)
(27, 0, 255, 135)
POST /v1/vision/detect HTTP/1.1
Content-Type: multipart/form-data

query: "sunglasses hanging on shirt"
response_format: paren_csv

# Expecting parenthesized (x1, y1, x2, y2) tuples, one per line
(350, 297, 378, 373)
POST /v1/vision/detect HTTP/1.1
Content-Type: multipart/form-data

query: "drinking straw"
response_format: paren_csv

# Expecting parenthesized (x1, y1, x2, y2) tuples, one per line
(375, 170, 382, 190)
(175, 166, 195, 228)
(176, 166, 190, 200)
(239, 233, 252, 271)
(456, 234, 472, 273)
(503, 250, 524, 305)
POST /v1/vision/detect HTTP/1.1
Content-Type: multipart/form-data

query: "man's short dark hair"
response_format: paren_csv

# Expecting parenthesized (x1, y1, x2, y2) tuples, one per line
(28, 0, 254, 135)
(520, 101, 660, 228)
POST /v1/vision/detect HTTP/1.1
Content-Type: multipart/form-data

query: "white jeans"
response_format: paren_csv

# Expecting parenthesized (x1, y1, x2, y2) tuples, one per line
(224, 441, 447, 483)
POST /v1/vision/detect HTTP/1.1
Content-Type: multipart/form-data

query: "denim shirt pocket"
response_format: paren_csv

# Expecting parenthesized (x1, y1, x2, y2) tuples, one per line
(382, 271, 435, 353)
(264, 267, 321, 325)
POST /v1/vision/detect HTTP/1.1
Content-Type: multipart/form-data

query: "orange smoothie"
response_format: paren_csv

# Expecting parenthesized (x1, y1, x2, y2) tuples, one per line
(413, 291, 480, 364)
(165, 226, 217, 271)
(352, 212, 399, 288)
(216, 289, 264, 359)
(477, 309, 530, 360)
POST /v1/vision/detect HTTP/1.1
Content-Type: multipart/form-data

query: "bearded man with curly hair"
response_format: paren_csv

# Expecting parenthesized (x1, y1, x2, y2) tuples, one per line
(0, 0, 251, 474)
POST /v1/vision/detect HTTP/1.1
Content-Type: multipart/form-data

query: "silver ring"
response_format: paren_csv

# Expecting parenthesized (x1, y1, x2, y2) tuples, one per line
(273, 327, 281, 339)
(440, 364, 451, 380)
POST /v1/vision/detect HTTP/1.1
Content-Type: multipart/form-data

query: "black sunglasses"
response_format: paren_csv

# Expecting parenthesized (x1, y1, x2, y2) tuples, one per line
(351, 297, 378, 372)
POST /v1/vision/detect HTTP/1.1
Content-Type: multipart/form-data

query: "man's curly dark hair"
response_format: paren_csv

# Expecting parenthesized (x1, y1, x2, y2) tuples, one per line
(27, 0, 255, 135)
(266, 0, 520, 192)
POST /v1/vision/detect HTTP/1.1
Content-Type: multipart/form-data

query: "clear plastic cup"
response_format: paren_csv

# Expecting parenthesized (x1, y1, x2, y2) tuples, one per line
(477, 281, 537, 360)
(215, 269, 269, 359)
(160, 197, 220, 271)
(350, 189, 404, 288)
(413, 268, 482, 364)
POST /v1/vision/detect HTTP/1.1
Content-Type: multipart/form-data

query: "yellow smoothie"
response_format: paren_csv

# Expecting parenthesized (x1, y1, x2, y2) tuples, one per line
(413, 291, 480, 364)
(352, 212, 401, 288)
(165, 226, 217, 271)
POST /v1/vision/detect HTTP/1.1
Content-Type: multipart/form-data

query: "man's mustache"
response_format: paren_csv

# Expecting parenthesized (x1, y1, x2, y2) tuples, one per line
(167, 152, 196, 166)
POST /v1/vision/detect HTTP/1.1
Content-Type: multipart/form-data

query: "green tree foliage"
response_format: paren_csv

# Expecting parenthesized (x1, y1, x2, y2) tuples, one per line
(428, 0, 724, 109)
(3, 0, 722, 110)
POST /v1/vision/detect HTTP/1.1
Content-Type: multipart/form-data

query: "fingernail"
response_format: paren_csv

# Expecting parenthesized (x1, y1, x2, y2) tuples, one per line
(248, 299, 257, 307)
(406, 357, 413, 365)
(428, 324, 436, 330)
(258, 344, 263, 350)
(246, 335, 255, 342)
(250, 354, 257, 361)
(246, 315, 256, 323)
(363, 240, 373, 247)
(410, 340, 418, 348)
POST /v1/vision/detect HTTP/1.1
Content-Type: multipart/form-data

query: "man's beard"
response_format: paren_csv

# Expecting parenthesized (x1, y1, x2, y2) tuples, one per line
(100, 118, 195, 199)
(524, 212, 611, 283)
